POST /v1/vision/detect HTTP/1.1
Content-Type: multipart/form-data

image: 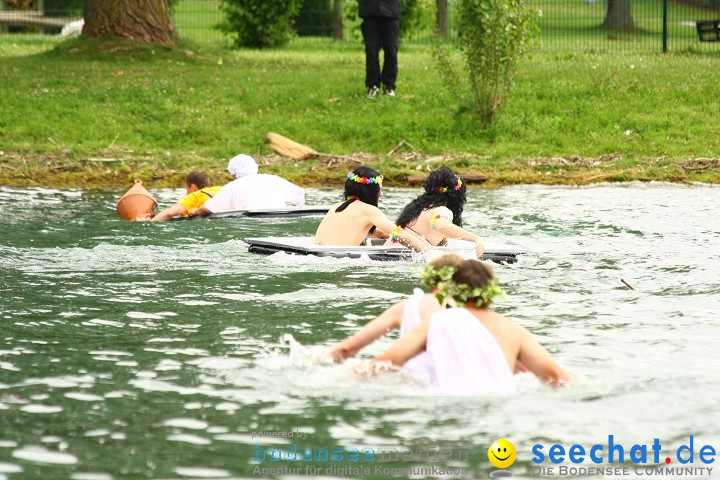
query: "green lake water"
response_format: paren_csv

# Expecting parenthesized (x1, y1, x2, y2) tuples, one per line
(0, 183, 719, 480)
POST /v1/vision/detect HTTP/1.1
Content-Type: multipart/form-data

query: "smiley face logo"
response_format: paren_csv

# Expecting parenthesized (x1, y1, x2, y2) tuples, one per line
(488, 438, 516, 469)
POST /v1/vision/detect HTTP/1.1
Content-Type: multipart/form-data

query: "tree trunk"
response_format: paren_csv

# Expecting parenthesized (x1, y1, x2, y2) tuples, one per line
(601, 0, 636, 30)
(332, 0, 343, 40)
(83, 0, 176, 47)
(436, 0, 449, 37)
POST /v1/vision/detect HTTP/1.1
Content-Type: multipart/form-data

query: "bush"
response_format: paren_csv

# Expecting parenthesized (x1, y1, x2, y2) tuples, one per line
(295, 0, 334, 36)
(43, 0, 84, 16)
(218, 0, 304, 48)
(435, 0, 537, 125)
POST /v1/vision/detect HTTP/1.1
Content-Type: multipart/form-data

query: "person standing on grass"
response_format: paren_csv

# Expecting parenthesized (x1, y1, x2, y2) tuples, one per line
(359, 0, 401, 98)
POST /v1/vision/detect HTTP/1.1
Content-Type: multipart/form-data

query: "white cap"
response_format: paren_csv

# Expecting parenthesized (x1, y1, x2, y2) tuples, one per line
(227, 154, 258, 178)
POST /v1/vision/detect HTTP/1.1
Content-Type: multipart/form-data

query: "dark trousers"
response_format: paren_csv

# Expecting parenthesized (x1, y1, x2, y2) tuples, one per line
(361, 16, 399, 90)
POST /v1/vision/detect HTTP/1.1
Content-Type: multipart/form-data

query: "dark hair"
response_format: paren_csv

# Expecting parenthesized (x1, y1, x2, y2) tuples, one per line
(396, 167, 467, 228)
(453, 259, 496, 290)
(335, 166, 383, 213)
(184, 170, 211, 190)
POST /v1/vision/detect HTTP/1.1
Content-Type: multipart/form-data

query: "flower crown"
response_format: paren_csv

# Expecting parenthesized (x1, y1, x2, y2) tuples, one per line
(433, 177, 463, 193)
(347, 171, 384, 186)
(415, 264, 506, 308)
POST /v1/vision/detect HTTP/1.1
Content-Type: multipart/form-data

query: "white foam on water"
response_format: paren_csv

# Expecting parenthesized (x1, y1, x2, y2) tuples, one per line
(89, 350, 132, 357)
(215, 402, 239, 412)
(0, 362, 19, 372)
(12, 446, 77, 465)
(174, 466, 231, 478)
(64, 392, 104, 402)
(164, 418, 209, 430)
(126, 312, 164, 320)
(0, 463, 22, 473)
(167, 434, 211, 445)
(206, 426, 228, 434)
(23, 374, 95, 389)
(70, 473, 113, 480)
(19, 404, 62, 414)
(262, 287, 403, 303)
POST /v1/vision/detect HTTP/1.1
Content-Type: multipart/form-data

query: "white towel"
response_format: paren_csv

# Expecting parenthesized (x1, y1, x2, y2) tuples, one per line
(425, 308, 517, 395)
(400, 289, 433, 384)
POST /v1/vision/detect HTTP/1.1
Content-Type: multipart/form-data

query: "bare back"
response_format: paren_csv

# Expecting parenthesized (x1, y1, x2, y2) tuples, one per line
(405, 206, 453, 245)
(463, 308, 524, 371)
(464, 306, 569, 384)
(314, 200, 388, 246)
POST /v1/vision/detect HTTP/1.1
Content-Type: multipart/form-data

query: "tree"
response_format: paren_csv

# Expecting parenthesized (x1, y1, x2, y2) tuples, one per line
(602, 0, 636, 30)
(82, 0, 176, 46)
(333, 0, 343, 39)
(436, 0, 449, 37)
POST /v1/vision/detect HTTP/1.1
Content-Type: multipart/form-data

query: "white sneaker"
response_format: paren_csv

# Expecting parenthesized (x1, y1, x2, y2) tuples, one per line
(385, 88, 395, 97)
(367, 86, 380, 99)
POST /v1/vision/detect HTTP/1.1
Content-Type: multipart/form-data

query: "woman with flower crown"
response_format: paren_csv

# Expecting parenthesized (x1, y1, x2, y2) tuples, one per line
(372, 258, 570, 393)
(327, 253, 466, 383)
(314, 166, 432, 251)
(396, 167, 485, 257)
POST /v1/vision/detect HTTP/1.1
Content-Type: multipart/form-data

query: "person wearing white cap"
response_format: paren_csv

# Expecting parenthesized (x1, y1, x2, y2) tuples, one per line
(188, 154, 305, 216)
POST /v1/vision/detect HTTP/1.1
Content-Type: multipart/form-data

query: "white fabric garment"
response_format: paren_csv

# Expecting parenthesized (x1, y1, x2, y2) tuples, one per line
(399, 288, 433, 384)
(203, 174, 305, 212)
(425, 308, 517, 394)
(227, 154, 259, 178)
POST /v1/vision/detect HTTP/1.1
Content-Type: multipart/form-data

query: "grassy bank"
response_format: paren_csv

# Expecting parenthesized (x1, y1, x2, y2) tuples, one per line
(1, 35, 719, 187)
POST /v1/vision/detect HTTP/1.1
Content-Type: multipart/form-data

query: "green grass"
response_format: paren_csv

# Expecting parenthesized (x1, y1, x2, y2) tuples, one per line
(0, 34, 718, 186)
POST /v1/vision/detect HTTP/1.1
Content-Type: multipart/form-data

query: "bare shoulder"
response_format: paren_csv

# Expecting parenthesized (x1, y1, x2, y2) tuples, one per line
(419, 293, 440, 310)
(428, 205, 453, 219)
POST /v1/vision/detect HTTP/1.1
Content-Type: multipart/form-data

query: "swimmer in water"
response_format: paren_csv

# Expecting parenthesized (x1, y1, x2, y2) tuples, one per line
(372, 258, 570, 393)
(314, 166, 432, 252)
(396, 167, 485, 257)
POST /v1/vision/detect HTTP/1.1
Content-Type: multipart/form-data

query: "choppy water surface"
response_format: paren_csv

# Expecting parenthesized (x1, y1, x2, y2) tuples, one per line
(0, 184, 719, 480)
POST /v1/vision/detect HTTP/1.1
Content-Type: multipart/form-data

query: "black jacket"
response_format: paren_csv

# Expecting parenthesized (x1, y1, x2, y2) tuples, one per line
(359, 0, 402, 19)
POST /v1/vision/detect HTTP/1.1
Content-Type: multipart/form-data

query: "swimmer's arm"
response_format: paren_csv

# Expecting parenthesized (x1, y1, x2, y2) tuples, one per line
(373, 320, 429, 367)
(367, 209, 431, 252)
(430, 207, 484, 256)
(517, 328, 570, 386)
(151, 204, 186, 222)
(329, 301, 405, 362)
(188, 205, 211, 217)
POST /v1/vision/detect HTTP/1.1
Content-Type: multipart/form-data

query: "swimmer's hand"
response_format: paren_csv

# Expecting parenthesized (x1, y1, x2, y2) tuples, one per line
(312, 349, 339, 365)
(352, 359, 400, 377)
(474, 239, 485, 257)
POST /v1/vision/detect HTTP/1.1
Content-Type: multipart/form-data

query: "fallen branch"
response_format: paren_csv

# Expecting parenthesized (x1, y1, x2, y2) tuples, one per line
(387, 140, 416, 156)
(263, 132, 317, 160)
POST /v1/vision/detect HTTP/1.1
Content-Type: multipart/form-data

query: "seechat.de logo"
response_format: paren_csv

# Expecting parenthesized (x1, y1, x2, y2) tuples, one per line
(488, 438, 516, 477)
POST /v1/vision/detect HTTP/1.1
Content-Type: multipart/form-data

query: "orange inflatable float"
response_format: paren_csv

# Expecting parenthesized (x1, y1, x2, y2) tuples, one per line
(117, 180, 158, 221)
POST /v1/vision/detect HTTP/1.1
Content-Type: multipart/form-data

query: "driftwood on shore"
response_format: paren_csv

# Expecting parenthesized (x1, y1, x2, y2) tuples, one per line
(406, 173, 489, 184)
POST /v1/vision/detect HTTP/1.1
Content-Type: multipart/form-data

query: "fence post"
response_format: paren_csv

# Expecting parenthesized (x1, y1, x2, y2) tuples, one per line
(662, 0, 668, 52)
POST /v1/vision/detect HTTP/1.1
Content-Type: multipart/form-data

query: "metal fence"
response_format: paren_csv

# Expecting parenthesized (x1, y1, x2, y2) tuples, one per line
(1, 0, 719, 51)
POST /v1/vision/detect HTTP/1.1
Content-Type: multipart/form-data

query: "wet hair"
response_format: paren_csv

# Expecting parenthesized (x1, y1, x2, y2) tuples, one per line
(396, 167, 467, 228)
(452, 259, 496, 292)
(335, 166, 383, 213)
(184, 170, 211, 190)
